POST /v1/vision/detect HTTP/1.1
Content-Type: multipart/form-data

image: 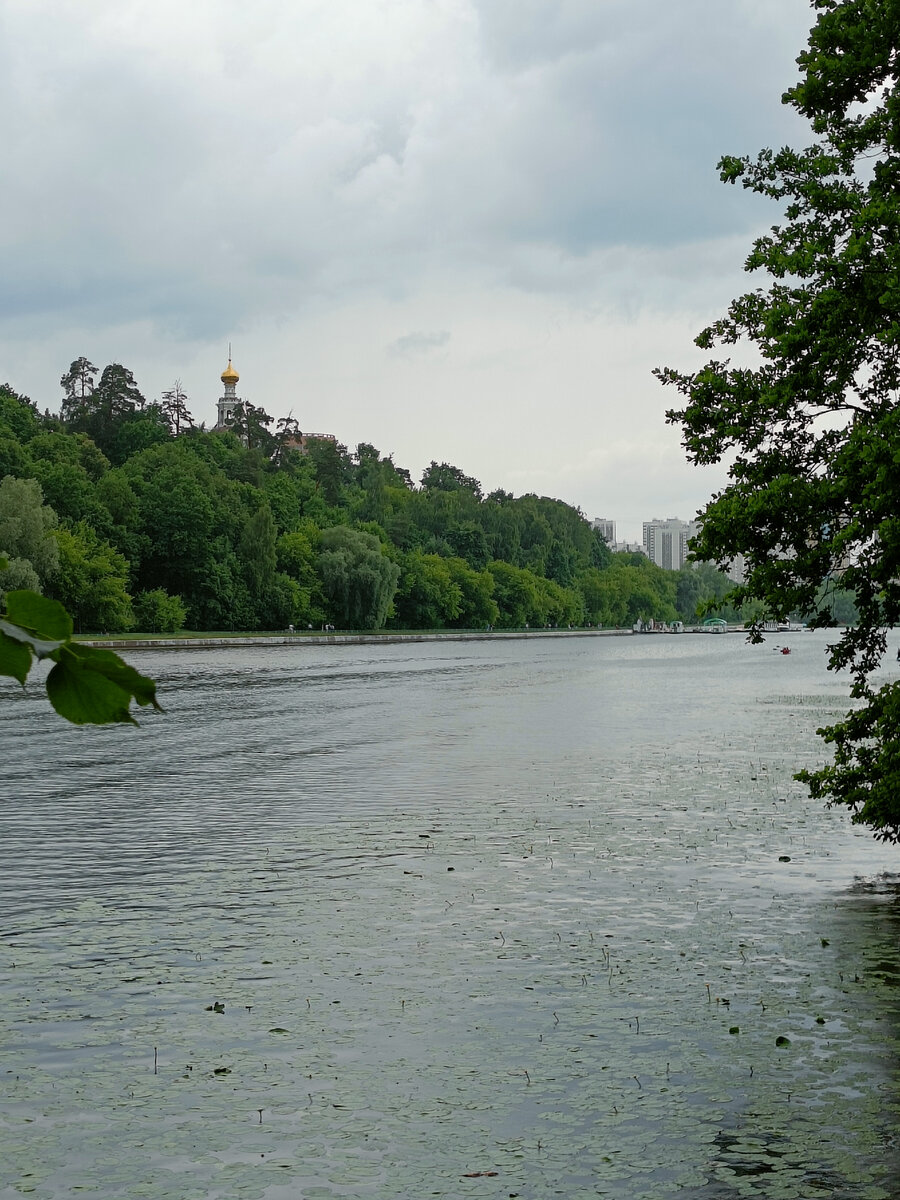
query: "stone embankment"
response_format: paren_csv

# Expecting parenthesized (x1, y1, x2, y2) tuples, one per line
(82, 626, 736, 650)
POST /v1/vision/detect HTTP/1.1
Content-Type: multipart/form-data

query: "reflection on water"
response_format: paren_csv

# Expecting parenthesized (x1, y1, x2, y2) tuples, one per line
(1, 632, 899, 1198)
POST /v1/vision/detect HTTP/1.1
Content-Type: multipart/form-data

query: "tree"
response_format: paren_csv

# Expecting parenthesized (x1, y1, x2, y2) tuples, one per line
(226, 400, 275, 454)
(485, 560, 542, 628)
(0, 475, 60, 585)
(94, 363, 145, 423)
(307, 438, 351, 506)
(238, 505, 278, 625)
(60, 362, 151, 460)
(29, 431, 110, 481)
(133, 588, 187, 634)
(0, 383, 42, 443)
(675, 562, 736, 623)
(420, 461, 483, 498)
(277, 524, 325, 624)
(49, 524, 134, 633)
(317, 526, 400, 629)
(271, 414, 302, 468)
(1, 553, 41, 596)
(30, 458, 105, 528)
(96, 468, 139, 530)
(160, 380, 194, 435)
(445, 521, 490, 569)
(577, 557, 676, 629)
(59, 358, 98, 424)
(392, 551, 463, 628)
(445, 557, 499, 628)
(107, 403, 172, 465)
(656, 0, 900, 839)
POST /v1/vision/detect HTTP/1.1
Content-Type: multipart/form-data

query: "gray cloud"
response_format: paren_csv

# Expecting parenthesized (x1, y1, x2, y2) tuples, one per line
(0, 0, 812, 339)
(388, 330, 451, 358)
(0, 0, 819, 534)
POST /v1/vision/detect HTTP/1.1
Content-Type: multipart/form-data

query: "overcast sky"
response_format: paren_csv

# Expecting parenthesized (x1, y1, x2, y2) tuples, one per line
(1, 0, 815, 540)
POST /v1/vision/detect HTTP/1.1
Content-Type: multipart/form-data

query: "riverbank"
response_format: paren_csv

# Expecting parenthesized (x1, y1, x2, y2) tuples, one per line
(79, 625, 743, 650)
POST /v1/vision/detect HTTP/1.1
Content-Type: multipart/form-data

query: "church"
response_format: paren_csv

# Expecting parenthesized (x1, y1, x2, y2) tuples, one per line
(213, 353, 336, 450)
(214, 355, 241, 430)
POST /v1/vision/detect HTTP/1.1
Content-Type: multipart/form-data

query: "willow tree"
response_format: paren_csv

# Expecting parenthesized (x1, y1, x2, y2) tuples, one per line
(318, 526, 400, 629)
(656, 0, 900, 840)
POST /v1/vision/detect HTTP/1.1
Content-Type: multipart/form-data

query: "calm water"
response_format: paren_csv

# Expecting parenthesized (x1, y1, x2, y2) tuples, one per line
(1, 631, 899, 1199)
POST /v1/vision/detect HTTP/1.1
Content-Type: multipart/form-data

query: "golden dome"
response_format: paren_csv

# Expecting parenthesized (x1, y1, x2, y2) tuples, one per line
(221, 358, 239, 384)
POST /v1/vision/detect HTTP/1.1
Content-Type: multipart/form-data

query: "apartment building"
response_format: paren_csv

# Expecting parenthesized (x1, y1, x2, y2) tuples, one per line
(642, 517, 699, 571)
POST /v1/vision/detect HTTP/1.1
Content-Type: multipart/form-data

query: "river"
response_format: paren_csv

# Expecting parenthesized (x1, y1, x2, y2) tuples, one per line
(1, 631, 899, 1198)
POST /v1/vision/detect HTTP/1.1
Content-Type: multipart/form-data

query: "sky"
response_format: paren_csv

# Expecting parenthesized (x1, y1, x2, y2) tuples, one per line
(1, 0, 816, 542)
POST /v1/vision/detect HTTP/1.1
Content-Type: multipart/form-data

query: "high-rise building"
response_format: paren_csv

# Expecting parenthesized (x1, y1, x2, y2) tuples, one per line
(592, 518, 616, 544)
(642, 517, 699, 571)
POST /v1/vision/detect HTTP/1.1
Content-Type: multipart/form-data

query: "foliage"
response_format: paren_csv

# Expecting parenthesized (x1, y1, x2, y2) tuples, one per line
(392, 551, 463, 628)
(307, 438, 351, 506)
(160, 380, 194, 435)
(59, 358, 98, 424)
(276, 524, 326, 625)
(0, 555, 41, 595)
(0, 475, 60, 584)
(675, 562, 737, 623)
(132, 588, 187, 634)
(50, 525, 134, 633)
(318, 526, 400, 629)
(656, 0, 900, 838)
(445, 558, 499, 628)
(225, 401, 275, 455)
(0, 382, 42, 442)
(814, 582, 858, 626)
(485, 560, 543, 628)
(239, 505, 278, 617)
(0, 578, 159, 724)
(0, 356, 714, 643)
(421, 461, 483, 498)
(579, 556, 677, 628)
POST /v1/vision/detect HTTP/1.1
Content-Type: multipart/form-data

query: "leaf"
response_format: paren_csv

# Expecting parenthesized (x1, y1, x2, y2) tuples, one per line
(46, 659, 137, 725)
(45, 645, 161, 726)
(4, 591, 73, 641)
(0, 618, 67, 658)
(0, 629, 32, 685)
(63, 645, 161, 710)
(0, 589, 161, 726)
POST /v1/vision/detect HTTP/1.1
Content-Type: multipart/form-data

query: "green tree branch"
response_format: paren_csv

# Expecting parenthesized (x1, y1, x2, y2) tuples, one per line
(0, 568, 160, 725)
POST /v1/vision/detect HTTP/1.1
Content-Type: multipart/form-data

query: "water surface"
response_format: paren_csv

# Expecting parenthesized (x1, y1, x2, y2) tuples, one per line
(1, 632, 899, 1198)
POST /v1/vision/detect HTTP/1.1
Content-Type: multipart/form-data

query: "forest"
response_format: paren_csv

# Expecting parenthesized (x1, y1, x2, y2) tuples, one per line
(0, 358, 768, 634)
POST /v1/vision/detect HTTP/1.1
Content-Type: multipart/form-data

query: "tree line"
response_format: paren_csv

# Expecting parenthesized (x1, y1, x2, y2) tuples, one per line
(0, 361, 747, 635)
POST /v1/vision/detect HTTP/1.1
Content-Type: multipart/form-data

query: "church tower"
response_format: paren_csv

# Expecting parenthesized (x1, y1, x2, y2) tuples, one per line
(216, 352, 240, 428)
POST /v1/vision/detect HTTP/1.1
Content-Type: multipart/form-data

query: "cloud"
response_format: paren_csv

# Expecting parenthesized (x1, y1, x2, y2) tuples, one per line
(0, 0, 811, 339)
(0, 0, 820, 534)
(387, 330, 451, 358)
